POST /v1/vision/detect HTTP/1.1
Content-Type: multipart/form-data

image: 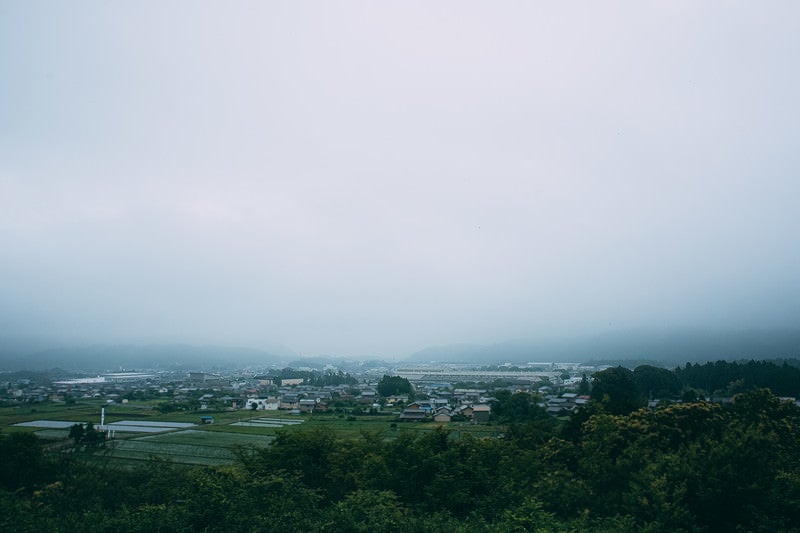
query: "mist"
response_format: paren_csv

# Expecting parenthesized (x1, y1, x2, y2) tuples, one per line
(2, 2, 799, 359)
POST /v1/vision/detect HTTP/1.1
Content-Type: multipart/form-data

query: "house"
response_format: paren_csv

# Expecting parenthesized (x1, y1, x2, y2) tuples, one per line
(219, 395, 238, 406)
(280, 394, 300, 410)
(398, 408, 428, 422)
(359, 391, 377, 404)
(434, 412, 452, 423)
(434, 406, 452, 423)
(299, 399, 317, 413)
(542, 393, 588, 415)
(472, 404, 491, 423)
(385, 395, 409, 406)
(457, 405, 474, 419)
(244, 398, 279, 411)
(188, 372, 223, 387)
(406, 401, 434, 413)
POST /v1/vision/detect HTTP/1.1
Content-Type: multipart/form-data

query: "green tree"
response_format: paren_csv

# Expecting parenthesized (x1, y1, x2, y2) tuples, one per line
(82, 423, 105, 448)
(578, 373, 590, 395)
(377, 375, 414, 399)
(633, 364, 680, 399)
(68, 423, 85, 445)
(0, 432, 50, 491)
(499, 496, 562, 532)
(240, 429, 336, 495)
(325, 490, 407, 532)
(591, 366, 644, 415)
(490, 390, 548, 424)
(68, 423, 105, 449)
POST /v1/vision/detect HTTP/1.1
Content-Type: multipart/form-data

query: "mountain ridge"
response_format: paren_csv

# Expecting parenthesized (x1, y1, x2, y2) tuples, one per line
(407, 328, 800, 365)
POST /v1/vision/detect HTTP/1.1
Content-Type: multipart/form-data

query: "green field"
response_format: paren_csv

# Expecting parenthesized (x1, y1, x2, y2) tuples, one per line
(1, 400, 501, 467)
(106, 430, 275, 466)
(0, 403, 104, 427)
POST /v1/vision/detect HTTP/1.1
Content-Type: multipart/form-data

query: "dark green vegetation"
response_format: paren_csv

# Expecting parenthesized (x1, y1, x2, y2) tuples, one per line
(2, 359, 800, 531)
(265, 368, 359, 387)
(407, 328, 800, 364)
(675, 359, 800, 397)
(0, 343, 295, 372)
(591, 360, 800, 409)
(1, 389, 799, 532)
(377, 374, 415, 398)
(0, 401, 494, 468)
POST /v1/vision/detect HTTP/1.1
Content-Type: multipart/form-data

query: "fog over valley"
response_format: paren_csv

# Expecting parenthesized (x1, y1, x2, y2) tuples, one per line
(5, 5, 800, 532)
(2, 3, 799, 364)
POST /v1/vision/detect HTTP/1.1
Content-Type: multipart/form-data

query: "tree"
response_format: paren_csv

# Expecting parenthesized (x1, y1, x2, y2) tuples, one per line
(591, 367, 644, 415)
(578, 373, 590, 395)
(83, 423, 105, 448)
(633, 365, 680, 399)
(500, 496, 562, 532)
(325, 490, 407, 532)
(490, 391, 547, 424)
(68, 422, 105, 449)
(242, 429, 336, 494)
(377, 375, 414, 399)
(68, 423, 85, 445)
(0, 432, 50, 490)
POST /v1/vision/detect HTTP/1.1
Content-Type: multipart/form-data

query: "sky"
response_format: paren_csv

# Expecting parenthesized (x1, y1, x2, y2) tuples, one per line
(1, 2, 799, 358)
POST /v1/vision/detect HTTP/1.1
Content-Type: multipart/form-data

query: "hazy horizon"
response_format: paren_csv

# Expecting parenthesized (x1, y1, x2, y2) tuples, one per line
(2, 3, 799, 358)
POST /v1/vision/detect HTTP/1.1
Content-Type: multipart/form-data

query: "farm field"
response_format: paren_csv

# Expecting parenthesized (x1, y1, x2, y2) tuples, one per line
(231, 416, 305, 428)
(0, 403, 104, 429)
(1, 401, 503, 468)
(107, 430, 275, 466)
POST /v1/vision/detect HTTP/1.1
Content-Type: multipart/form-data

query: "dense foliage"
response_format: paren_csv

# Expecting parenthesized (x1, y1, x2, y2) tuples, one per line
(307, 370, 358, 387)
(590, 366, 645, 414)
(269, 368, 358, 387)
(591, 360, 800, 406)
(675, 360, 800, 397)
(377, 375, 414, 398)
(2, 388, 799, 532)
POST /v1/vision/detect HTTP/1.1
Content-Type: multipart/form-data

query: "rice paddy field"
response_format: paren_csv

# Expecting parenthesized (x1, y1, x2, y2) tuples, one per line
(1, 400, 500, 468)
(108, 430, 275, 466)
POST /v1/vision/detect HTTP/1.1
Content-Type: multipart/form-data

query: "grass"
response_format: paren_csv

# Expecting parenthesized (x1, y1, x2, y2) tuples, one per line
(34, 429, 72, 440)
(2, 401, 503, 468)
(137, 429, 274, 448)
(0, 403, 101, 425)
(299, 413, 501, 440)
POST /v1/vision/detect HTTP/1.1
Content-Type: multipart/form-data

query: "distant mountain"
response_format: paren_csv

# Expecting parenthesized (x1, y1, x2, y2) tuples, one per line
(408, 329, 800, 366)
(286, 356, 347, 369)
(284, 356, 397, 372)
(0, 342, 296, 372)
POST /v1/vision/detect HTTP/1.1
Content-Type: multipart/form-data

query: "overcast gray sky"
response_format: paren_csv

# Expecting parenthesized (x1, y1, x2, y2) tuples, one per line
(2, 2, 799, 357)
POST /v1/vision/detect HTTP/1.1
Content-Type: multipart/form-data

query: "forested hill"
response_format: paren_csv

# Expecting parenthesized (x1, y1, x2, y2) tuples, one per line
(409, 328, 800, 364)
(612, 360, 800, 400)
(0, 343, 294, 371)
(675, 359, 800, 397)
(3, 388, 800, 531)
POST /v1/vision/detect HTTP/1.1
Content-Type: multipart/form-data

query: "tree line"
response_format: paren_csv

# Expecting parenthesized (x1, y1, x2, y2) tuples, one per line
(2, 360, 800, 531)
(2, 388, 799, 531)
(590, 359, 800, 409)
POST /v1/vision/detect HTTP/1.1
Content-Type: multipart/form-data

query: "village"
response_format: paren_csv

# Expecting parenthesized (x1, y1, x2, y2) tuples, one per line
(0, 361, 601, 423)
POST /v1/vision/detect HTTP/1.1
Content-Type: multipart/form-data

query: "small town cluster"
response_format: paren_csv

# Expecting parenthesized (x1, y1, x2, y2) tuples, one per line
(0, 362, 600, 423)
